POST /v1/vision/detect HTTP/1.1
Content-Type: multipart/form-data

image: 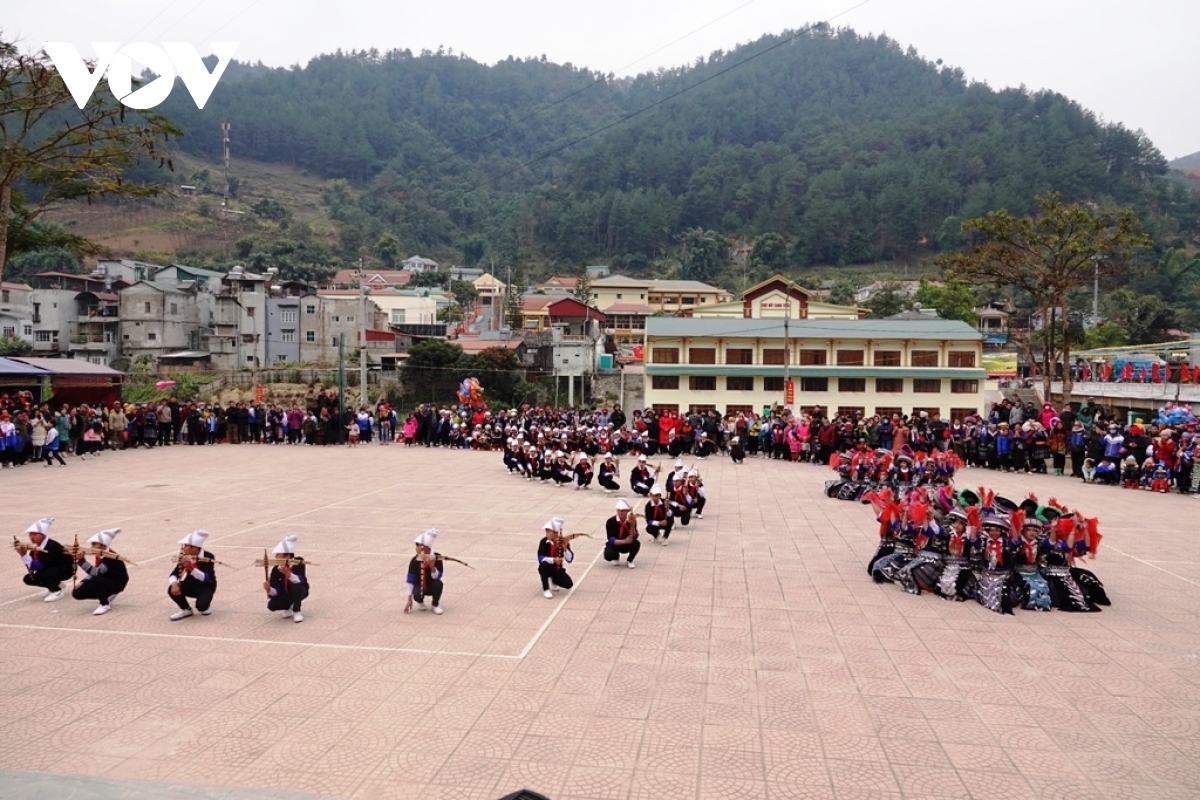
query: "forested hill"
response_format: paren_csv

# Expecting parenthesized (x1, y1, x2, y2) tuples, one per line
(159, 25, 1195, 275)
(1170, 151, 1200, 171)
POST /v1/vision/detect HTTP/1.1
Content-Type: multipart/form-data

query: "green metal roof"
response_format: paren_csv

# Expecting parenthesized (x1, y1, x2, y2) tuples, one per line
(645, 317, 982, 341)
(645, 365, 987, 379)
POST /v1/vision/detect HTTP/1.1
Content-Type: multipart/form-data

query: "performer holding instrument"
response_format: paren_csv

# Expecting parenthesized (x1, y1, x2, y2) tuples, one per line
(168, 529, 218, 620)
(71, 528, 130, 615)
(13, 518, 75, 601)
(604, 498, 640, 568)
(598, 454, 621, 493)
(260, 534, 309, 623)
(537, 517, 592, 598)
(405, 529, 445, 615)
(629, 455, 656, 496)
(643, 484, 674, 545)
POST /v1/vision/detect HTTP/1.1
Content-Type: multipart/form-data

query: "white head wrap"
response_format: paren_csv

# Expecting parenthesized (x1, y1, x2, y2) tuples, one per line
(414, 528, 438, 548)
(638, 454, 647, 462)
(615, 497, 632, 512)
(650, 484, 664, 497)
(178, 529, 210, 549)
(273, 534, 298, 555)
(543, 517, 565, 534)
(25, 518, 54, 536)
(87, 528, 119, 547)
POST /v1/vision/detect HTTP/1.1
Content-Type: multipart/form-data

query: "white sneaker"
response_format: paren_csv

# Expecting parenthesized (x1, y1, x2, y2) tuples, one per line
(170, 609, 193, 621)
(43, 589, 63, 602)
(552, 584, 562, 592)
(431, 606, 443, 615)
(293, 612, 303, 623)
(661, 539, 669, 547)
(416, 602, 428, 612)
(93, 604, 111, 616)
(199, 608, 212, 616)
(696, 514, 703, 519)
(543, 590, 554, 599)
(626, 561, 636, 569)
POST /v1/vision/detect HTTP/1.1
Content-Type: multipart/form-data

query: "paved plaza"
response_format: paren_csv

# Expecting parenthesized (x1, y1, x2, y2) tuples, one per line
(1, 443, 1198, 799)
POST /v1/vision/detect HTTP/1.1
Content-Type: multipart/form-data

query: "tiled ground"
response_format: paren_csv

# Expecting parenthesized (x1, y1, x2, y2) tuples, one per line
(1, 443, 1197, 799)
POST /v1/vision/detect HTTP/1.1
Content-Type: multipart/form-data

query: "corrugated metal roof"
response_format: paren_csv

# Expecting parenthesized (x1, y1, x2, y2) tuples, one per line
(645, 317, 982, 341)
(0, 357, 51, 377)
(11, 357, 125, 376)
(648, 279, 724, 292)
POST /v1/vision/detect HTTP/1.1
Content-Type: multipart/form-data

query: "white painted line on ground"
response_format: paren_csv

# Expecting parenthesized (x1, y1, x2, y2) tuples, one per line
(0, 623, 521, 658)
(0, 591, 51, 608)
(215, 546, 530, 562)
(516, 546, 605, 660)
(1103, 545, 1200, 587)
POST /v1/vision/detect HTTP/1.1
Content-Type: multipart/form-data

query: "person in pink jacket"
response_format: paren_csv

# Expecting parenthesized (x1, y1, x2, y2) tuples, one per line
(402, 415, 418, 446)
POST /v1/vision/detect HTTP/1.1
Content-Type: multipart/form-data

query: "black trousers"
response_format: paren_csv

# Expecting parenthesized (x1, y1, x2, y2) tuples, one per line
(670, 503, 692, 526)
(413, 578, 443, 607)
(267, 583, 310, 612)
(169, 577, 216, 612)
(73, 576, 124, 604)
(599, 476, 620, 491)
(538, 562, 573, 591)
(23, 567, 73, 592)
(43, 448, 66, 465)
(604, 540, 641, 563)
(646, 518, 674, 541)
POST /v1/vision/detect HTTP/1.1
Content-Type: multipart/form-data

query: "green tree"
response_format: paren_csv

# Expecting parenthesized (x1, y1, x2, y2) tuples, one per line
(0, 335, 33, 356)
(0, 39, 181, 279)
(1079, 321, 1129, 349)
(865, 284, 907, 318)
(573, 264, 592, 304)
(506, 265, 527, 329)
(912, 278, 978, 324)
(400, 339, 468, 403)
(1101, 289, 1181, 345)
(251, 198, 290, 221)
(374, 231, 402, 269)
(4, 246, 82, 283)
(828, 280, 857, 306)
(749, 232, 789, 275)
(940, 192, 1151, 403)
(679, 228, 729, 284)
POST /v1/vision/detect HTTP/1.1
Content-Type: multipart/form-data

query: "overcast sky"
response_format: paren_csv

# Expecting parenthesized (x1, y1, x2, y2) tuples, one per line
(9, 0, 1198, 159)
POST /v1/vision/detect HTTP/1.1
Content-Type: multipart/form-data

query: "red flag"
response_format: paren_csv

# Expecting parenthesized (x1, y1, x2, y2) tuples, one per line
(1103, 363, 1114, 381)
(1121, 362, 1133, 382)
(1082, 363, 1091, 381)
(1193, 366, 1200, 383)
(1184, 367, 1193, 384)
(1152, 363, 1162, 383)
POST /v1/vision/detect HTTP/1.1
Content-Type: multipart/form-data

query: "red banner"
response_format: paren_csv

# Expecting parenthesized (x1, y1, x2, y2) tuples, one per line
(785, 379, 795, 404)
(255, 384, 264, 404)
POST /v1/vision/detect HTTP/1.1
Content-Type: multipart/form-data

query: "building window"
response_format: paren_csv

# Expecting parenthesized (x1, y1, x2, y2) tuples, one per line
(688, 404, 717, 415)
(391, 310, 406, 324)
(306, 331, 316, 342)
(836, 350, 864, 366)
(838, 378, 866, 393)
(951, 379, 979, 394)
(764, 377, 785, 392)
(682, 296, 695, 305)
(800, 349, 827, 365)
(651, 375, 679, 390)
(276, 355, 288, 363)
(616, 293, 623, 300)
(148, 332, 157, 341)
(837, 406, 865, 418)
(170, 303, 178, 315)
(143, 302, 151, 313)
(800, 377, 828, 392)
(332, 337, 340, 346)
(23, 325, 32, 336)
(762, 348, 786, 365)
(688, 347, 716, 364)
(651, 404, 679, 414)
(874, 350, 901, 367)
(876, 378, 903, 393)
(651, 347, 679, 364)
(875, 406, 903, 419)
(726, 404, 754, 416)
(347, 316, 355, 323)
(281, 310, 298, 323)
(332, 315, 340, 323)
(281, 330, 296, 343)
(689, 376, 716, 391)
(911, 350, 939, 367)
(726, 348, 753, 365)
(726, 376, 754, 391)
(0, 290, 7, 302)
(913, 379, 942, 393)
(306, 305, 316, 315)
(2, 326, 13, 337)
(948, 351, 976, 368)
(242, 334, 255, 344)
(950, 407, 979, 421)
(246, 307, 255, 317)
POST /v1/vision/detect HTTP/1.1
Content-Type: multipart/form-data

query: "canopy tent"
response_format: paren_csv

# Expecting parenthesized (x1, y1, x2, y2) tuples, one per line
(0, 357, 52, 405)
(8, 357, 124, 407)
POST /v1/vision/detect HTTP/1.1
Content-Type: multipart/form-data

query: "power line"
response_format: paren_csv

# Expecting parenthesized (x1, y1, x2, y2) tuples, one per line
(462, 1, 871, 198)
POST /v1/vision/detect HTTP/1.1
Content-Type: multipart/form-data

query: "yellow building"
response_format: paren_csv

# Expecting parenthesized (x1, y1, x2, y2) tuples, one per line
(691, 275, 865, 320)
(643, 317, 986, 419)
(589, 275, 731, 345)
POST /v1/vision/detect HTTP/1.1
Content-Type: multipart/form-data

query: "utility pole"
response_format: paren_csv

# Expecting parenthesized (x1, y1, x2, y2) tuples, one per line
(337, 333, 346, 441)
(358, 258, 367, 409)
(1092, 255, 1100, 327)
(782, 292, 791, 412)
(221, 120, 231, 258)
